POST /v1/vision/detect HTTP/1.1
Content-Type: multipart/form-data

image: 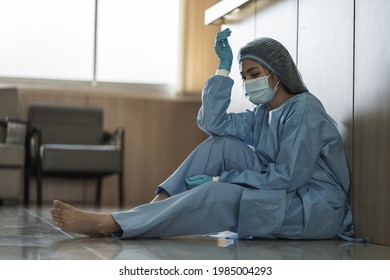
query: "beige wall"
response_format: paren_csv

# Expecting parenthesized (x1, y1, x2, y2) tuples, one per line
(215, 0, 390, 246)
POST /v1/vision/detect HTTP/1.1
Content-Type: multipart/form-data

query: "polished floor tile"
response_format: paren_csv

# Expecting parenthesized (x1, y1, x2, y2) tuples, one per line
(1, 205, 390, 260)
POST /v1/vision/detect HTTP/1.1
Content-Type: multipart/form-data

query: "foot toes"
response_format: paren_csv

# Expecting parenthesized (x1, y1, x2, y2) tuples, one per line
(50, 208, 59, 214)
(52, 200, 62, 209)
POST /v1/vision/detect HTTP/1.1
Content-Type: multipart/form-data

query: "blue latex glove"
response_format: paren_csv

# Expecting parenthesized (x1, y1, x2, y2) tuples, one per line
(214, 28, 233, 72)
(185, 175, 214, 189)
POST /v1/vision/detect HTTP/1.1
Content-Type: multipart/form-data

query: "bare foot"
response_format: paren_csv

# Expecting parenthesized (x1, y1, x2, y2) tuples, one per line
(50, 200, 121, 236)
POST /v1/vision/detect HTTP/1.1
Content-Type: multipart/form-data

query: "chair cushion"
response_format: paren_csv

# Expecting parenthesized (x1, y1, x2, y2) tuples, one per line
(0, 144, 25, 167)
(0, 88, 18, 143)
(28, 104, 103, 145)
(0, 88, 18, 120)
(40, 144, 122, 173)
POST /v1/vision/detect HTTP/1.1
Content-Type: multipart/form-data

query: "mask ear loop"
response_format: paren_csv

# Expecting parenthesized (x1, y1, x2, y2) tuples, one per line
(273, 80, 280, 91)
(267, 73, 280, 91)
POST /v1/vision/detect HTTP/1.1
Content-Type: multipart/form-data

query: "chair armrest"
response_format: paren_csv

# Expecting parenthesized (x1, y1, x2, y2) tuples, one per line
(26, 125, 42, 162)
(103, 127, 125, 149)
(4, 116, 28, 125)
(0, 116, 28, 128)
(114, 127, 125, 149)
(1, 116, 28, 145)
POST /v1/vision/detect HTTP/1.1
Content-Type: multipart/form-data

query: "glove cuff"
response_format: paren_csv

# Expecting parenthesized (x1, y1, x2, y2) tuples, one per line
(215, 69, 230, 77)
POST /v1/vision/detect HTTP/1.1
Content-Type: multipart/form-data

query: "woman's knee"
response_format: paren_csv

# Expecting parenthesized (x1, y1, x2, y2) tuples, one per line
(207, 135, 242, 145)
(205, 136, 251, 152)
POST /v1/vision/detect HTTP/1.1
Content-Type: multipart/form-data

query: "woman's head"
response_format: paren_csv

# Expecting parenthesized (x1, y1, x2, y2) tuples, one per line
(238, 37, 308, 94)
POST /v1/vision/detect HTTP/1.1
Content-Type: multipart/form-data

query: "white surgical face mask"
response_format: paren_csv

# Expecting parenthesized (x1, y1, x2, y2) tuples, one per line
(243, 74, 280, 105)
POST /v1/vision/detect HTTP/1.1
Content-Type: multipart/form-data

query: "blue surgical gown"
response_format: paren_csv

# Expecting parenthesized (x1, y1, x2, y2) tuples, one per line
(112, 75, 355, 240)
(197, 75, 354, 239)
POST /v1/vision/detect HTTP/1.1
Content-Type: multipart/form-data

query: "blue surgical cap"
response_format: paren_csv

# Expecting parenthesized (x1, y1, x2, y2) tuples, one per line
(238, 37, 308, 94)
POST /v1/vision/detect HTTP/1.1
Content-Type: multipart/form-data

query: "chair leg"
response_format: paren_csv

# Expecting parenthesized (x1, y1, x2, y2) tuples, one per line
(36, 168, 43, 207)
(96, 177, 102, 207)
(118, 172, 124, 209)
(23, 167, 30, 206)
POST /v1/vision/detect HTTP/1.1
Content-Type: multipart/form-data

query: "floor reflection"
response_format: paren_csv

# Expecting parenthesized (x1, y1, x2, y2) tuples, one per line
(0, 206, 389, 260)
(45, 236, 379, 260)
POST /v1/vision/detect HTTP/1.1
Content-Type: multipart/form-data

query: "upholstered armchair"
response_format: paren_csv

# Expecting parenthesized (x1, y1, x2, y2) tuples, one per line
(0, 88, 26, 204)
(24, 103, 124, 207)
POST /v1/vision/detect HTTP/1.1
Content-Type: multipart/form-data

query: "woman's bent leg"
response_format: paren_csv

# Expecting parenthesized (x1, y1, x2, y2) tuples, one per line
(158, 136, 257, 196)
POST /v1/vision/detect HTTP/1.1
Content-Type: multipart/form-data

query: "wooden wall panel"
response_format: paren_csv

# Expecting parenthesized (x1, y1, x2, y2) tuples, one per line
(353, 0, 390, 245)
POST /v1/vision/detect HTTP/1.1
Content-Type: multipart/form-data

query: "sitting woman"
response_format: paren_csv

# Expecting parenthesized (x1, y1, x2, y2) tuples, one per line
(50, 28, 354, 240)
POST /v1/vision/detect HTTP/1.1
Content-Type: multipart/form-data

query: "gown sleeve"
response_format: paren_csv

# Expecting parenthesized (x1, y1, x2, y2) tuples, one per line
(197, 75, 255, 145)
